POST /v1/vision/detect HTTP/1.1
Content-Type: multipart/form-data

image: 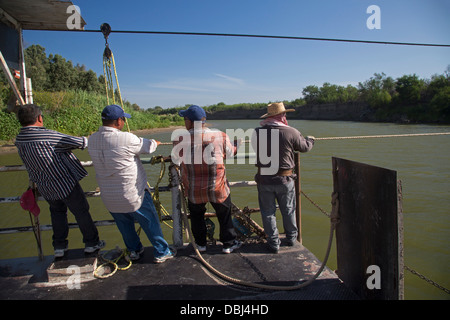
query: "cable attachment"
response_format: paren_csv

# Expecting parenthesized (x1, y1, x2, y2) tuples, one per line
(101, 23, 112, 58)
(100, 23, 111, 41)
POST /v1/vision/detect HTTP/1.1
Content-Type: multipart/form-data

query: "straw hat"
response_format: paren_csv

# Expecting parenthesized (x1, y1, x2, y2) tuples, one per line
(260, 102, 295, 118)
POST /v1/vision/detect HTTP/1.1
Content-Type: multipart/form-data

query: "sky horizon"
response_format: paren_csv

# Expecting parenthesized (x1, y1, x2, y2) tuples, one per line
(22, 0, 450, 109)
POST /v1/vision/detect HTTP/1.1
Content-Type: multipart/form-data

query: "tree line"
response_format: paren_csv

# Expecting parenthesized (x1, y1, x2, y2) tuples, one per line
(147, 69, 450, 123)
(302, 71, 449, 107)
(301, 70, 450, 121)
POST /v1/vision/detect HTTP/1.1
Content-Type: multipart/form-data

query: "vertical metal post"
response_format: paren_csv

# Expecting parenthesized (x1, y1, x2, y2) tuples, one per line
(0, 50, 25, 105)
(31, 182, 43, 261)
(294, 152, 302, 244)
(18, 27, 29, 104)
(26, 77, 33, 104)
(170, 165, 184, 248)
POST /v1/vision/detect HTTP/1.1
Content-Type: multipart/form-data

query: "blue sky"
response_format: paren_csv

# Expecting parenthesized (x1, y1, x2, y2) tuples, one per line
(22, 0, 450, 109)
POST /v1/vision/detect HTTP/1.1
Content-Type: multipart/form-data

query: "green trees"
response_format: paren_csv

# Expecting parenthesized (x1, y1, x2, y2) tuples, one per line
(24, 45, 103, 93)
(302, 83, 359, 104)
(395, 74, 423, 105)
(0, 45, 184, 142)
(300, 70, 449, 122)
(24, 44, 49, 91)
(357, 72, 395, 109)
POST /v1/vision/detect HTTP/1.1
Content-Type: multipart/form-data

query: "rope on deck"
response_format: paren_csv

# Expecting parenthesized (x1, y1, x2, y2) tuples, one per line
(176, 163, 340, 291)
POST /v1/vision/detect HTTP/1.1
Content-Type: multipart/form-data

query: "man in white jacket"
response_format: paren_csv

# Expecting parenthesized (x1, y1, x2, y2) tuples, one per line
(88, 104, 173, 262)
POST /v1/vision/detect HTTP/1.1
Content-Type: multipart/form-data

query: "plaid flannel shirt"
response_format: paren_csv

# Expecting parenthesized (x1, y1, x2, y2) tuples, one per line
(172, 127, 237, 204)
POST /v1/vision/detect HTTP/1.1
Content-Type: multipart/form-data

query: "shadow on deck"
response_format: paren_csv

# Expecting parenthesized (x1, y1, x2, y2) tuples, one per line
(0, 238, 359, 301)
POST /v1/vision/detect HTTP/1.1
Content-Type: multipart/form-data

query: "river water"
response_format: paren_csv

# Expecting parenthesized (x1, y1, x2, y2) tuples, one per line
(1, 119, 449, 300)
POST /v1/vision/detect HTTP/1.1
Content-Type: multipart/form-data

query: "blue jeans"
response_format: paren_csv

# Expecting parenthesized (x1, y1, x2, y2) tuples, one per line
(110, 190, 171, 258)
(257, 180, 298, 249)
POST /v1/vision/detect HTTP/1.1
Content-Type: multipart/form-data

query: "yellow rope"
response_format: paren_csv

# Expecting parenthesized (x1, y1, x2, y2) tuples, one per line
(102, 45, 130, 132)
(94, 247, 132, 279)
(148, 156, 173, 229)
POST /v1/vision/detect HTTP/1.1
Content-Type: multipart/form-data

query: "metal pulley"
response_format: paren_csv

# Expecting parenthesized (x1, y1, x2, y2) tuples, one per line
(101, 23, 112, 58)
(100, 23, 111, 40)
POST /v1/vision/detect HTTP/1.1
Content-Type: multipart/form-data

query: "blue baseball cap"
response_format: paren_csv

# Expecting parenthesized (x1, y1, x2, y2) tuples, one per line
(178, 105, 206, 122)
(101, 104, 131, 120)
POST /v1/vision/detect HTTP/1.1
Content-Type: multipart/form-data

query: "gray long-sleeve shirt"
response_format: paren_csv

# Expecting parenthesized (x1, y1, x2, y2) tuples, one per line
(251, 124, 314, 184)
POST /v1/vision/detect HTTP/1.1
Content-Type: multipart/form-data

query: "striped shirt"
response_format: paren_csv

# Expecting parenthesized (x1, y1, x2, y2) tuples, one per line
(172, 127, 237, 204)
(15, 126, 88, 201)
(87, 126, 158, 213)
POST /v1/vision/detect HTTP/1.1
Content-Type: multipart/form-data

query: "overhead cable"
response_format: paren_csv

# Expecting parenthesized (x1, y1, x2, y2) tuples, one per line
(54, 29, 450, 48)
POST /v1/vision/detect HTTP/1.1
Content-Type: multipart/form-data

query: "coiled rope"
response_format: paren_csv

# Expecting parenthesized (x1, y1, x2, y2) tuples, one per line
(94, 247, 132, 279)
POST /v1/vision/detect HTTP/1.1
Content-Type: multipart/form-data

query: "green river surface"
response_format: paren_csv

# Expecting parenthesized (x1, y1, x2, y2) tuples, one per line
(1, 119, 449, 300)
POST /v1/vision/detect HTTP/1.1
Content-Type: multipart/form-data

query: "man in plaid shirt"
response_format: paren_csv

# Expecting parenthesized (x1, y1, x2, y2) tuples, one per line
(172, 105, 242, 253)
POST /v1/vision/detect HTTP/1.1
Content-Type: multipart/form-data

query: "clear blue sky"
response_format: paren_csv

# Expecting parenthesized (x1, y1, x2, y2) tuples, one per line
(23, 0, 450, 109)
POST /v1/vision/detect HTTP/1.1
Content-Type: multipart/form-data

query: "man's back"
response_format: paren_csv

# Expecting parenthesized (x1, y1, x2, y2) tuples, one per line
(15, 126, 87, 200)
(254, 125, 313, 171)
(88, 126, 155, 212)
(172, 127, 236, 204)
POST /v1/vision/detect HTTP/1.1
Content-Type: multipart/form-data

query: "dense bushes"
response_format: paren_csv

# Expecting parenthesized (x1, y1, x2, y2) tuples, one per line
(0, 90, 184, 142)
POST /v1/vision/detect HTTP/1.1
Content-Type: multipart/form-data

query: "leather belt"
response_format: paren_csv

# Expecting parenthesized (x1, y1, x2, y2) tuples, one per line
(277, 169, 293, 176)
(258, 168, 293, 176)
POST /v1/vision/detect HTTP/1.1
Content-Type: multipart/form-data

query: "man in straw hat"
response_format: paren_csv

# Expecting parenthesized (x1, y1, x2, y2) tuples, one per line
(252, 102, 315, 253)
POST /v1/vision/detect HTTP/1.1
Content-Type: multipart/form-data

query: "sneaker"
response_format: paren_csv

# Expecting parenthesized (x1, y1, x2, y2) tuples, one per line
(129, 247, 145, 261)
(222, 240, 242, 254)
(54, 247, 68, 258)
(267, 245, 279, 254)
(285, 239, 297, 247)
(84, 240, 106, 253)
(195, 244, 206, 253)
(154, 251, 174, 264)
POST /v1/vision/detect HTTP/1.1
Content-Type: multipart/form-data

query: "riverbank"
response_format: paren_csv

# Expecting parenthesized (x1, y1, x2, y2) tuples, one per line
(206, 101, 449, 124)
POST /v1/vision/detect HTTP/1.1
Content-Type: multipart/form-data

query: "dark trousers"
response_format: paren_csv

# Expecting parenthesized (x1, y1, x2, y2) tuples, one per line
(188, 195, 236, 248)
(47, 182, 99, 249)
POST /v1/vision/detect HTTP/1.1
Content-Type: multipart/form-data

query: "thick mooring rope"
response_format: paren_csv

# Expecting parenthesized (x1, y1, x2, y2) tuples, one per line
(158, 132, 450, 146)
(176, 165, 340, 291)
(314, 132, 450, 141)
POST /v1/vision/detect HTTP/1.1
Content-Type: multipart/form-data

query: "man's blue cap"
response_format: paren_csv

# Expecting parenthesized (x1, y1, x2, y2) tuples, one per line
(178, 105, 206, 122)
(101, 104, 131, 120)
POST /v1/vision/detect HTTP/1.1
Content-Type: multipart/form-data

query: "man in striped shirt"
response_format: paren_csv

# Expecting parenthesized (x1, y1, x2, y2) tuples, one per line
(15, 104, 104, 258)
(172, 105, 242, 254)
